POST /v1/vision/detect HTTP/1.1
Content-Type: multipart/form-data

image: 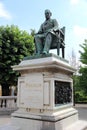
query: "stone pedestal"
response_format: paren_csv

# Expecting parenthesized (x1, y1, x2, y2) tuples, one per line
(11, 54, 87, 130)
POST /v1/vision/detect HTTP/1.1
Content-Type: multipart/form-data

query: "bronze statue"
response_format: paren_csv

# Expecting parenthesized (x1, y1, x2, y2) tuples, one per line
(34, 9, 65, 58)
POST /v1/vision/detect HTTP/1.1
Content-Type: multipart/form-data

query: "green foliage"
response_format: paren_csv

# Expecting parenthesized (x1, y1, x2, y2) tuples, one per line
(73, 72, 87, 103)
(73, 75, 80, 91)
(73, 39, 87, 102)
(0, 25, 34, 87)
(30, 29, 36, 36)
(78, 39, 87, 95)
(79, 39, 87, 64)
(75, 91, 83, 102)
(73, 75, 82, 102)
(75, 91, 87, 103)
(79, 67, 87, 95)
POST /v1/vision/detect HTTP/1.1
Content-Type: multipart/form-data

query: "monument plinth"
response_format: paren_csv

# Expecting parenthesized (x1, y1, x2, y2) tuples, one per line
(10, 54, 87, 130)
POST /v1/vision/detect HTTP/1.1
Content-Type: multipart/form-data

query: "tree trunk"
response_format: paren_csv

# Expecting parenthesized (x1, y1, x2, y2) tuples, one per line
(1, 83, 9, 96)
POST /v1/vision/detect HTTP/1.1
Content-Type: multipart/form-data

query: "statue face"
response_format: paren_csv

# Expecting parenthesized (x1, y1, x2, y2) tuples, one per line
(45, 11, 51, 20)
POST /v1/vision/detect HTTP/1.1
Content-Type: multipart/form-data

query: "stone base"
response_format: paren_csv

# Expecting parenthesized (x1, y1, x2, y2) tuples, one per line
(0, 124, 20, 130)
(65, 120, 87, 130)
(1, 120, 87, 130)
(11, 54, 87, 130)
(10, 107, 87, 130)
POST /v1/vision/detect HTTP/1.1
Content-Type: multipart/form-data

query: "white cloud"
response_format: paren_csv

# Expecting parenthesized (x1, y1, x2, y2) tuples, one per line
(0, 2, 11, 19)
(70, 0, 79, 5)
(73, 25, 87, 38)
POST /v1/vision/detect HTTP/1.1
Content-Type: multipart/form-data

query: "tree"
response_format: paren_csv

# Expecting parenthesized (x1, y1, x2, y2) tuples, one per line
(80, 39, 87, 64)
(79, 39, 87, 95)
(79, 67, 87, 95)
(30, 29, 36, 36)
(0, 25, 35, 96)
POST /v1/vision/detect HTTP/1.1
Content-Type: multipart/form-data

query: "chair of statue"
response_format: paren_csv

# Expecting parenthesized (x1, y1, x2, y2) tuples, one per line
(50, 26, 65, 58)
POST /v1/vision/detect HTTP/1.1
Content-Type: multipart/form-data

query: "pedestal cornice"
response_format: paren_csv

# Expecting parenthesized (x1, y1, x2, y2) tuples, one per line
(12, 53, 76, 74)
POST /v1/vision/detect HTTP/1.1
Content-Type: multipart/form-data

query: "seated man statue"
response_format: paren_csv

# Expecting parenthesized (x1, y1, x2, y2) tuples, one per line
(34, 9, 59, 55)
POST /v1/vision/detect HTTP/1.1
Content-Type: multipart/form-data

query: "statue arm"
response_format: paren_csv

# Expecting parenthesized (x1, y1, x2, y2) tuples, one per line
(52, 19, 59, 31)
(48, 19, 59, 33)
(37, 24, 43, 34)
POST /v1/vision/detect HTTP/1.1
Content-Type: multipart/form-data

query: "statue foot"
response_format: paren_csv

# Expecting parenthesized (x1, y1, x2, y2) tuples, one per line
(42, 51, 48, 55)
(35, 52, 42, 56)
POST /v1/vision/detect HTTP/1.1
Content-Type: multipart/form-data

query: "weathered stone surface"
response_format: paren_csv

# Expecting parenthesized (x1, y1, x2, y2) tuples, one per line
(11, 55, 87, 130)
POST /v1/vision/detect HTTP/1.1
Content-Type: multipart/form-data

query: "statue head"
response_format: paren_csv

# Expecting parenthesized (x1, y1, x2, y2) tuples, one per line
(45, 9, 52, 20)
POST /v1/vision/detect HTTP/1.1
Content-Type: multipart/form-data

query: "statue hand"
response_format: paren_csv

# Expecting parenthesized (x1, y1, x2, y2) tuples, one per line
(48, 29, 53, 32)
(53, 28, 58, 32)
(37, 31, 43, 34)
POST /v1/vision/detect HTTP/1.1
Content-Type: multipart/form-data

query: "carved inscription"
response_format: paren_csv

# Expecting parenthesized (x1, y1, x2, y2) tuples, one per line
(20, 82, 43, 108)
(18, 73, 43, 109)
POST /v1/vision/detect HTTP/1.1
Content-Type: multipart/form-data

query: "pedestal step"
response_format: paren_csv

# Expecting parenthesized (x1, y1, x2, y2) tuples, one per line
(1, 120, 87, 130)
(0, 124, 20, 130)
(65, 120, 87, 130)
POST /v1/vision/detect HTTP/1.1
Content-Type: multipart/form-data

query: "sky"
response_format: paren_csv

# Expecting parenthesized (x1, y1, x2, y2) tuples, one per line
(0, 0, 87, 61)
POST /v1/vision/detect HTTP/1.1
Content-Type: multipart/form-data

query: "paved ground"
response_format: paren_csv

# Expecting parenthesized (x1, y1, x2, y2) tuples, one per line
(0, 104, 87, 126)
(75, 104, 87, 121)
(0, 115, 11, 126)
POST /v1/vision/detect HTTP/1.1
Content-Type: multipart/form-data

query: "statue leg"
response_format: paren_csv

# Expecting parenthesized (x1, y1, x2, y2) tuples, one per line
(43, 33, 52, 54)
(34, 35, 43, 54)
